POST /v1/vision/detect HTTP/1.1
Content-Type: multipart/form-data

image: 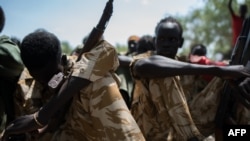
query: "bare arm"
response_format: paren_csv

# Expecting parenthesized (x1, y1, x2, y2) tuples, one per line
(132, 55, 249, 79)
(228, 0, 235, 16)
(118, 55, 132, 67)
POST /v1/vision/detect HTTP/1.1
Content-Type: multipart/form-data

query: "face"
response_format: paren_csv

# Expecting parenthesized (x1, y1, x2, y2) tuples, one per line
(128, 40, 138, 53)
(155, 22, 183, 59)
(28, 61, 61, 85)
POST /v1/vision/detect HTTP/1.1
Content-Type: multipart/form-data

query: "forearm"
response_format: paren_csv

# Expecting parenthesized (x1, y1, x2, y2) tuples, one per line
(133, 55, 244, 78)
(118, 55, 132, 67)
(228, 0, 234, 14)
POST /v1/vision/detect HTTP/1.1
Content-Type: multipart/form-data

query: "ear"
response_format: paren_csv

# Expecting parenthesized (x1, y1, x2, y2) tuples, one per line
(179, 37, 184, 48)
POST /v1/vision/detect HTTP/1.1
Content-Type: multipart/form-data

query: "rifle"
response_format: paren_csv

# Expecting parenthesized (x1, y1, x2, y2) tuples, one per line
(46, 0, 114, 133)
(76, 0, 114, 62)
(48, 0, 114, 90)
(215, 16, 250, 139)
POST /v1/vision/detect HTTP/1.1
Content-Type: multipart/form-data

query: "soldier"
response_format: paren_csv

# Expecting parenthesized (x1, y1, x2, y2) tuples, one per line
(0, 6, 24, 134)
(1, 30, 145, 141)
(130, 16, 250, 140)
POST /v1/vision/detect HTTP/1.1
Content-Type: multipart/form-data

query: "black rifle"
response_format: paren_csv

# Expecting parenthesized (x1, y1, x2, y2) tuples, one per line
(48, 0, 114, 91)
(215, 16, 250, 138)
(45, 0, 114, 134)
(76, 0, 114, 62)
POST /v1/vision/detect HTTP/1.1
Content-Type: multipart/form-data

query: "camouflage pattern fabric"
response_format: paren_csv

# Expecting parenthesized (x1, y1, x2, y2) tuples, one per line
(14, 68, 54, 117)
(130, 52, 250, 140)
(130, 52, 204, 141)
(14, 41, 145, 141)
(188, 77, 250, 137)
(14, 40, 145, 141)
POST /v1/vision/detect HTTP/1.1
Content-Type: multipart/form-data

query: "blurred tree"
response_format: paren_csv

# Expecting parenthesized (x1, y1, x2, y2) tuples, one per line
(61, 41, 73, 55)
(115, 43, 128, 54)
(176, 0, 250, 60)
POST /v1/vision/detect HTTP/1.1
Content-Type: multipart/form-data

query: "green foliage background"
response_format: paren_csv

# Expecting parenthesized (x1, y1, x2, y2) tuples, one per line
(61, 0, 250, 60)
(177, 0, 250, 60)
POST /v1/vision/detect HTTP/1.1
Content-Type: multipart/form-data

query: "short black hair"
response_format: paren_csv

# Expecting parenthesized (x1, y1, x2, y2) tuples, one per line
(20, 30, 62, 70)
(155, 16, 183, 36)
(0, 6, 5, 33)
(190, 44, 207, 56)
(136, 35, 155, 54)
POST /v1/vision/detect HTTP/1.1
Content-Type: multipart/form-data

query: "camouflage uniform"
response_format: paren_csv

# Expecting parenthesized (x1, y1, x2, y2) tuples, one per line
(14, 40, 145, 141)
(130, 52, 204, 141)
(130, 52, 250, 140)
(188, 77, 250, 137)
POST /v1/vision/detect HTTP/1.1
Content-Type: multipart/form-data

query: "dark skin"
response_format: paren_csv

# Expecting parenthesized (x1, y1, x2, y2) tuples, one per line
(131, 18, 250, 141)
(228, 0, 248, 18)
(132, 20, 250, 81)
(118, 55, 133, 67)
(0, 59, 91, 141)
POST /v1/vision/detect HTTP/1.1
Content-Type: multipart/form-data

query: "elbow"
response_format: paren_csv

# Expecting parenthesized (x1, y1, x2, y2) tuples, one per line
(133, 59, 150, 78)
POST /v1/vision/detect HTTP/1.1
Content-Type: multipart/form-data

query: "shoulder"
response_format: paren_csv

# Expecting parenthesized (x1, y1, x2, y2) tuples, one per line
(0, 35, 17, 47)
(0, 35, 21, 55)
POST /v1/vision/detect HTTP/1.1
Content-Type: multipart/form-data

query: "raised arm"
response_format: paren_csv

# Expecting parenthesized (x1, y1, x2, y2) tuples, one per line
(132, 55, 249, 79)
(228, 0, 235, 16)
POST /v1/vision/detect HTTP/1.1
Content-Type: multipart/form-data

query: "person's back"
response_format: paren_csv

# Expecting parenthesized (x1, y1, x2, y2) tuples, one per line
(0, 6, 24, 134)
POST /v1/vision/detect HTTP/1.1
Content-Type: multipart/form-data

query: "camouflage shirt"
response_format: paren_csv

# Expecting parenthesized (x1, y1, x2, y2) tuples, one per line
(49, 40, 145, 141)
(130, 52, 250, 140)
(130, 52, 204, 141)
(14, 40, 145, 141)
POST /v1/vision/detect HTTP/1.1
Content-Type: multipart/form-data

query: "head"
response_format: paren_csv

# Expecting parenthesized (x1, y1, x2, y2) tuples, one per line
(136, 35, 155, 54)
(239, 4, 248, 18)
(20, 30, 62, 84)
(190, 44, 207, 56)
(0, 6, 5, 33)
(127, 35, 140, 54)
(154, 16, 184, 59)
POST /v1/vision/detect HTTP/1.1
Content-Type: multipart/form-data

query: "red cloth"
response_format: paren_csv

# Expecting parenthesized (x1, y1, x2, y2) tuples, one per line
(231, 14, 244, 47)
(189, 55, 226, 82)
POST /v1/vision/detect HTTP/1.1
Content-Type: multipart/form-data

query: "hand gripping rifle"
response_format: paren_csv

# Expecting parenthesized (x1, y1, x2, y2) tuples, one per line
(215, 16, 250, 138)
